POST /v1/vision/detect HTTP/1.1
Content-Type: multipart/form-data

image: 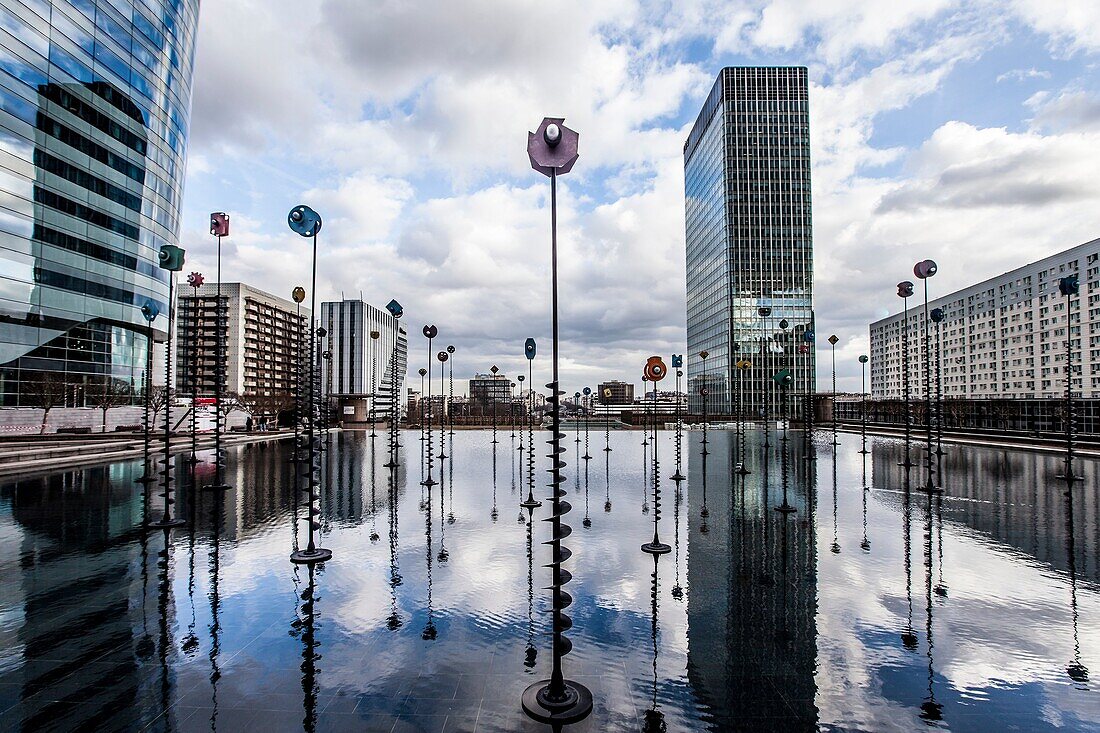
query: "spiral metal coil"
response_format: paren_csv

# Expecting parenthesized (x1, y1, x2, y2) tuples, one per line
(543, 381, 577, 662)
(642, 391, 670, 554)
(291, 323, 331, 564)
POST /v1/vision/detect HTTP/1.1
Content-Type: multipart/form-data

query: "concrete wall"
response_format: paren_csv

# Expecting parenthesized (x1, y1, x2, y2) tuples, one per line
(0, 406, 248, 435)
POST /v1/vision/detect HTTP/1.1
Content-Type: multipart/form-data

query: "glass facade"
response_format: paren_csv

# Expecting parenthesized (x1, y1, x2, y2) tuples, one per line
(684, 67, 815, 417)
(0, 0, 199, 405)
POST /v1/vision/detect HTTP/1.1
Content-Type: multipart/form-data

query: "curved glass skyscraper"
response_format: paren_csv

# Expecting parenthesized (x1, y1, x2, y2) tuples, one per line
(0, 0, 199, 405)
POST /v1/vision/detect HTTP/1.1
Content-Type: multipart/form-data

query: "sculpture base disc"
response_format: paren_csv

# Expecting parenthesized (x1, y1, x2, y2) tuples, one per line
(736, 467, 751, 475)
(520, 499, 543, 509)
(603, 447, 613, 452)
(641, 541, 671, 555)
(670, 472, 685, 482)
(290, 548, 332, 565)
(136, 475, 157, 485)
(582, 454, 592, 461)
(422, 478, 437, 487)
(858, 449, 870, 454)
(202, 483, 232, 492)
(521, 679, 593, 725)
(922, 484, 944, 495)
(774, 504, 797, 514)
(1056, 473, 1083, 483)
(897, 461, 915, 468)
(149, 518, 186, 529)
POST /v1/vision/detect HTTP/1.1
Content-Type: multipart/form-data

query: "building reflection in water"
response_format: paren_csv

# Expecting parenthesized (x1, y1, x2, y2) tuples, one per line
(686, 431, 819, 731)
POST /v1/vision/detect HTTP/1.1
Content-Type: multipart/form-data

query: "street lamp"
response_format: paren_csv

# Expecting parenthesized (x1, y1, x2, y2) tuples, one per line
(287, 204, 331, 565)
(204, 212, 232, 492)
(642, 356, 671, 555)
(914, 259, 940, 492)
(521, 115, 591, 725)
(859, 355, 870, 454)
(582, 386, 592, 461)
(897, 280, 916, 469)
(149, 243, 186, 530)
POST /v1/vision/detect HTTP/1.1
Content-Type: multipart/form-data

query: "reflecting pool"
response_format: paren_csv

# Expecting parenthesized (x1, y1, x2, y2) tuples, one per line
(0, 429, 1097, 732)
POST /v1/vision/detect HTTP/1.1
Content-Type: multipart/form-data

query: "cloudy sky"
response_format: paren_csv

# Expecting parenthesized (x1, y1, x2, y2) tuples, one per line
(177, 0, 1100, 393)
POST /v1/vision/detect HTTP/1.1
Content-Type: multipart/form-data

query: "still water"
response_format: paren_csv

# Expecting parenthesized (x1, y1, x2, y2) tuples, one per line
(0, 428, 1097, 732)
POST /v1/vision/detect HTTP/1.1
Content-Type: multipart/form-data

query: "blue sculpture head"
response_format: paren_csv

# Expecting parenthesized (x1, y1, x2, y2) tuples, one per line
(140, 300, 160, 323)
(288, 205, 322, 237)
(386, 299, 403, 318)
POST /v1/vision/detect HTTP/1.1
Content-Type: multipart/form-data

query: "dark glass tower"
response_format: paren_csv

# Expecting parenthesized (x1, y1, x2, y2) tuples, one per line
(0, 0, 200, 405)
(684, 67, 815, 418)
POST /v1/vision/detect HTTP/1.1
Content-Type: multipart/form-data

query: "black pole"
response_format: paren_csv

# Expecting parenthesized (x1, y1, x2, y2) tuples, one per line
(138, 327, 156, 485)
(900, 290, 914, 469)
(922, 278, 937, 492)
(291, 230, 330, 564)
(859, 356, 869, 454)
(150, 271, 184, 529)
(642, 375, 670, 554)
(187, 282, 200, 466)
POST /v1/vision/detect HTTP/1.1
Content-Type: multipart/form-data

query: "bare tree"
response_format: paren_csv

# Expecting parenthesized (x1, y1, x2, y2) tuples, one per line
(23, 373, 68, 434)
(149, 385, 171, 429)
(88, 377, 131, 432)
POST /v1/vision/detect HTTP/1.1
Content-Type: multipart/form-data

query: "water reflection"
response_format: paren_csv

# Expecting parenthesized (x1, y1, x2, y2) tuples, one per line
(0, 430, 1096, 732)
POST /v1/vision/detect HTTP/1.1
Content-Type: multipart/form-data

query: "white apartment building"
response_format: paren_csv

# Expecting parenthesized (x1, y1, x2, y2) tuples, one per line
(870, 237, 1100, 400)
(319, 299, 408, 421)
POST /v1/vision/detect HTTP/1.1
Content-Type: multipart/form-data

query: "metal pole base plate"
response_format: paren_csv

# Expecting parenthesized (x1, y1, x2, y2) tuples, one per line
(641, 541, 671, 555)
(136, 475, 158, 485)
(291, 548, 332, 565)
(582, 454, 592, 461)
(520, 498, 542, 509)
(774, 504, 797, 514)
(149, 518, 186, 529)
(603, 447, 613, 452)
(521, 679, 593, 725)
(670, 472, 685, 482)
(202, 483, 232, 492)
(1056, 473, 1082, 483)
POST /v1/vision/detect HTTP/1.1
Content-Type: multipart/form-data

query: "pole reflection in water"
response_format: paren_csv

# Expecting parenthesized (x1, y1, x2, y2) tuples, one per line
(291, 564, 321, 733)
(920, 491, 943, 723)
(643, 554, 666, 733)
(582, 453, 592, 529)
(155, 528, 175, 730)
(208, 490, 225, 729)
(423, 461, 438, 641)
(1065, 490, 1090, 686)
(604, 449, 613, 513)
(524, 505, 538, 671)
(860, 452, 870, 552)
(387, 459, 403, 632)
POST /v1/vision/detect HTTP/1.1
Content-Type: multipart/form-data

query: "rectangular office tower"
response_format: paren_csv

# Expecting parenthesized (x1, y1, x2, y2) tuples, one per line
(320, 299, 408, 425)
(684, 67, 815, 418)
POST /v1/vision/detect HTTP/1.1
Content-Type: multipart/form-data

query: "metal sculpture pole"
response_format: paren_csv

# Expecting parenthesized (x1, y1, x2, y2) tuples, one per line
(602, 385, 612, 452)
(828, 334, 839, 447)
(291, 288, 306, 465)
(150, 244, 186, 529)
(1057, 275, 1081, 485)
(736, 359, 751, 474)
(288, 205, 331, 564)
(699, 350, 709, 454)
(490, 364, 500, 444)
(775, 369, 796, 514)
(931, 310, 944, 458)
(642, 357, 671, 554)
(205, 213, 231, 492)
(670, 355, 684, 482)
(574, 391, 582, 444)
(898, 281, 915, 469)
(641, 377, 649, 448)
(521, 339, 540, 510)
(186, 272, 204, 466)
(582, 386, 592, 461)
(759, 307, 772, 449)
(914, 259, 939, 492)
(511, 382, 518, 439)
(447, 345, 455, 436)
(370, 329, 380, 439)
(384, 300, 403, 469)
(137, 301, 160, 486)
(522, 116, 591, 724)
(517, 374, 526, 453)
(859, 355, 869, 454)
(801, 326, 817, 460)
(437, 350, 448, 466)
